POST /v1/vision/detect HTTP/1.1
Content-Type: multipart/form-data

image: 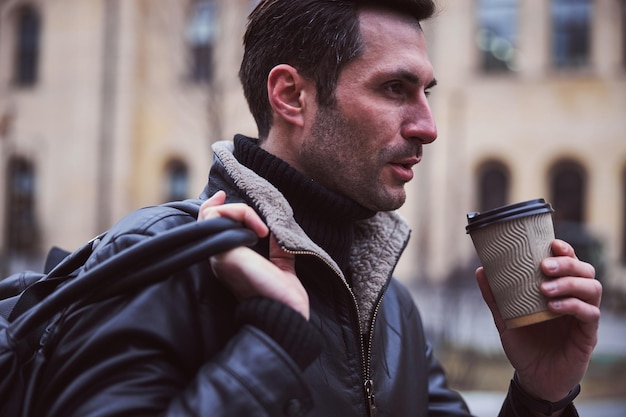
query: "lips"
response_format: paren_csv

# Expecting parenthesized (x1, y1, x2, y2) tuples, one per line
(389, 156, 419, 182)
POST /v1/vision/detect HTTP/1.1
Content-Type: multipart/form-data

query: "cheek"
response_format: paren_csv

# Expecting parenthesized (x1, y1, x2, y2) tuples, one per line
(330, 103, 398, 164)
(351, 109, 400, 142)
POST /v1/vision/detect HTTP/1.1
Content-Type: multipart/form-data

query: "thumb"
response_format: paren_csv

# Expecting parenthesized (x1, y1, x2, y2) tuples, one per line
(206, 190, 227, 206)
(268, 234, 295, 273)
(198, 191, 227, 220)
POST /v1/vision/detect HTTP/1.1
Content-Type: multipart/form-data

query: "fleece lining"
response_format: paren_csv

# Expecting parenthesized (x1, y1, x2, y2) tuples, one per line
(212, 140, 411, 333)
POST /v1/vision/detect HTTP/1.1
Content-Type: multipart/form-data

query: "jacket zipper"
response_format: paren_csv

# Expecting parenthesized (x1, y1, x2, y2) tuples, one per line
(282, 247, 386, 417)
(362, 292, 385, 417)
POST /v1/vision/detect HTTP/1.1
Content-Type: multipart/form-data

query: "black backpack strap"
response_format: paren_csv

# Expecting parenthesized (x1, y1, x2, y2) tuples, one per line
(161, 198, 203, 218)
(0, 272, 43, 321)
(8, 198, 202, 317)
(7, 236, 102, 322)
(43, 247, 72, 275)
(8, 217, 256, 341)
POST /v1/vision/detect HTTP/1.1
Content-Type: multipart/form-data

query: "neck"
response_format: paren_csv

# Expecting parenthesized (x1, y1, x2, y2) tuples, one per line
(233, 135, 375, 274)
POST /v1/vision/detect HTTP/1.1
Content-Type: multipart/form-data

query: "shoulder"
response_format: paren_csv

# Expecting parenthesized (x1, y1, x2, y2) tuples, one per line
(85, 200, 202, 270)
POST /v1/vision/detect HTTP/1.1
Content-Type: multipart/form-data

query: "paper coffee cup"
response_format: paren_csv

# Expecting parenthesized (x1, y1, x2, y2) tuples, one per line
(466, 199, 561, 328)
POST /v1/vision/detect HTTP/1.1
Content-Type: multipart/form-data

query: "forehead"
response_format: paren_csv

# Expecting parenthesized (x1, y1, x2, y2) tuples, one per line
(346, 8, 433, 81)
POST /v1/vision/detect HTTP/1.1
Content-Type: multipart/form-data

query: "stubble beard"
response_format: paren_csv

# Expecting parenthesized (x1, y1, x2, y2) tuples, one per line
(302, 103, 407, 212)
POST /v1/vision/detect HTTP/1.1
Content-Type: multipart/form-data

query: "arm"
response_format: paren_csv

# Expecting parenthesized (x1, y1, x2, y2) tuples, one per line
(477, 239, 601, 416)
(35, 193, 319, 417)
(38, 293, 314, 417)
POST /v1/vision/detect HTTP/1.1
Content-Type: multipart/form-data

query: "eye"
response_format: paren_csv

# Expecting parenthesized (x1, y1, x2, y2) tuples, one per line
(383, 81, 405, 97)
(424, 79, 437, 98)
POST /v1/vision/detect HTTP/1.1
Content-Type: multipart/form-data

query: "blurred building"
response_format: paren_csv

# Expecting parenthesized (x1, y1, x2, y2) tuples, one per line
(1, 0, 625, 302)
(0, 0, 258, 274)
(397, 0, 626, 303)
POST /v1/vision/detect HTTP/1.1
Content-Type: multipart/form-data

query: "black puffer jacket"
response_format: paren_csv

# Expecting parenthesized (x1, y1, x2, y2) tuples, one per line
(32, 140, 574, 417)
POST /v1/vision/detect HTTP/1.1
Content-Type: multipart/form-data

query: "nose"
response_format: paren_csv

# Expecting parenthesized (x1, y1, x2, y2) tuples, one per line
(402, 97, 438, 145)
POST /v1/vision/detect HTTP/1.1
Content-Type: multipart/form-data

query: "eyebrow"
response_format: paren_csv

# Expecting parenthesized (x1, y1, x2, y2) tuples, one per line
(426, 78, 438, 89)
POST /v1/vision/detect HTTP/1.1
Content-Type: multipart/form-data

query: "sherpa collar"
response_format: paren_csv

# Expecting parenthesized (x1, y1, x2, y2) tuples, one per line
(210, 140, 411, 332)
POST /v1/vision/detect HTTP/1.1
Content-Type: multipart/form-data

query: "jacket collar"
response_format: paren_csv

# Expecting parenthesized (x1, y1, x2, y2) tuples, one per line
(206, 140, 412, 332)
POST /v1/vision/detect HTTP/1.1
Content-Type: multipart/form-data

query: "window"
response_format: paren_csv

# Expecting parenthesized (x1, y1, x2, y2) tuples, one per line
(477, 161, 510, 212)
(549, 160, 586, 225)
(549, 160, 605, 276)
(4, 157, 38, 252)
(13, 4, 41, 87)
(165, 159, 189, 201)
(185, 0, 218, 83)
(476, 0, 519, 73)
(551, 0, 591, 69)
(622, 166, 626, 264)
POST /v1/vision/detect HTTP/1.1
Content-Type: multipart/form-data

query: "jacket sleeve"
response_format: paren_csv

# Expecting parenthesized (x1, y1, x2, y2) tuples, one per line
(423, 336, 581, 417)
(39, 307, 313, 417)
(498, 380, 580, 417)
(424, 341, 476, 417)
(167, 325, 314, 416)
(32, 207, 317, 417)
(384, 280, 474, 416)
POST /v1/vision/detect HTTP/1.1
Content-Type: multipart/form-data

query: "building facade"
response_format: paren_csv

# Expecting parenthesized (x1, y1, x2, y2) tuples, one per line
(1, 0, 625, 302)
(0, 0, 258, 274)
(397, 0, 626, 303)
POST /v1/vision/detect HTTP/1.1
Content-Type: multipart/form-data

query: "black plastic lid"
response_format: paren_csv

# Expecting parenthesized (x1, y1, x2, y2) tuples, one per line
(466, 198, 554, 234)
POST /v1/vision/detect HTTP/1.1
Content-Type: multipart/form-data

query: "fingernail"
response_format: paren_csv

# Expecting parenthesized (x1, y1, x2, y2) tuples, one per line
(543, 281, 557, 294)
(544, 260, 558, 272)
(550, 299, 563, 310)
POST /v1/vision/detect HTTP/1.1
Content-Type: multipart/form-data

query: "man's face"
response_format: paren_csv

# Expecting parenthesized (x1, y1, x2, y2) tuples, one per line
(296, 9, 438, 212)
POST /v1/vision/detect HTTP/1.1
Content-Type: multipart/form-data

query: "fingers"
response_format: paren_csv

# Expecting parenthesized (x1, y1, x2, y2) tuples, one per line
(540, 238, 599, 305)
(550, 239, 577, 258)
(541, 240, 596, 281)
(203, 190, 227, 207)
(209, 237, 309, 320)
(199, 191, 269, 238)
(268, 234, 295, 273)
(268, 234, 309, 319)
(209, 246, 260, 298)
(541, 276, 602, 322)
(539, 239, 602, 327)
(541, 275, 602, 306)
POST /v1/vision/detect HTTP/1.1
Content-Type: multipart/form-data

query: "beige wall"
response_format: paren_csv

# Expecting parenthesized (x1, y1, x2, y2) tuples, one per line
(1, 0, 106, 261)
(0, 0, 256, 270)
(1, 0, 625, 296)
(396, 0, 626, 295)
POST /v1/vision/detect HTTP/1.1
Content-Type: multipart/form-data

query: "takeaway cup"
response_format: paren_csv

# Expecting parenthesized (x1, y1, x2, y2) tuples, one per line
(466, 198, 561, 328)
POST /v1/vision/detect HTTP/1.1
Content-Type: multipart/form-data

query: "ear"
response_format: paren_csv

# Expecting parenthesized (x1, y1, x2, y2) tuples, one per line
(267, 64, 311, 128)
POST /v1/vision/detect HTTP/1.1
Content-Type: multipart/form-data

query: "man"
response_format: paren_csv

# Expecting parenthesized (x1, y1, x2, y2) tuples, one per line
(34, 1, 601, 416)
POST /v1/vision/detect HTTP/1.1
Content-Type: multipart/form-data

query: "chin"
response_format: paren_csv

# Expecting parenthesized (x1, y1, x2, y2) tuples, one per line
(368, 195, 406, 212)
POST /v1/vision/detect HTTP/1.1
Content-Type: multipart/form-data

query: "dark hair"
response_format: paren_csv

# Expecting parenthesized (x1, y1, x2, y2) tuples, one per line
(239, 0, 436, 139)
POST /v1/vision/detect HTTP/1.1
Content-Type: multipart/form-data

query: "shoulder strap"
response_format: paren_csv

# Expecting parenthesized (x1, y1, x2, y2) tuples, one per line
(4, 199, 203, 323)
(8, 216, 256, 341)
(44, 247, 71, 275)
(6, 236, 102, 323)
(161, 198, 203, 218)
